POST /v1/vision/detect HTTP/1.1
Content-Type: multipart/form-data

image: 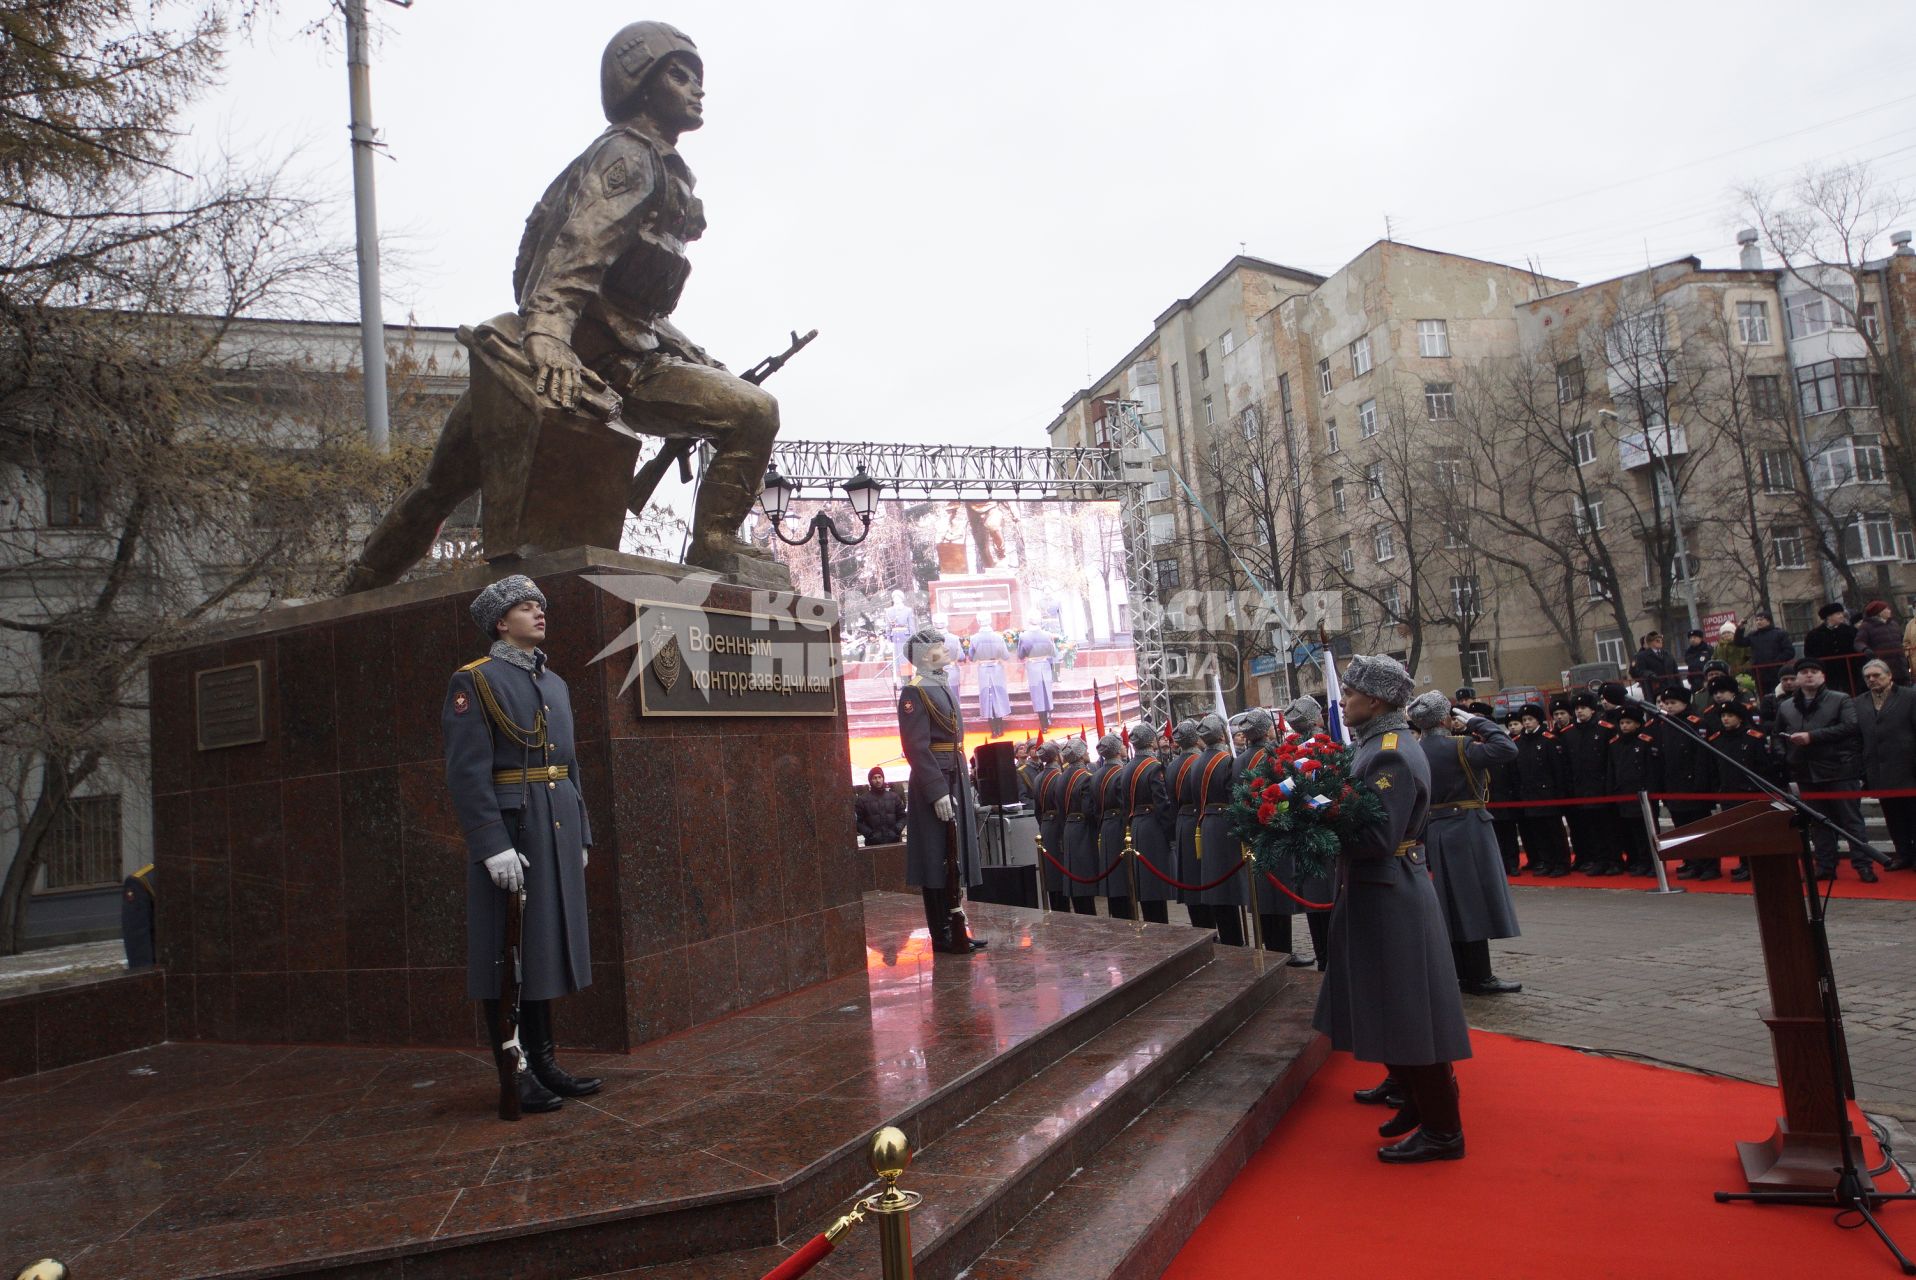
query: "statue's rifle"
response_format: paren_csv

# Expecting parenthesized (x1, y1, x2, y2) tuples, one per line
(626, 328, 818, 517)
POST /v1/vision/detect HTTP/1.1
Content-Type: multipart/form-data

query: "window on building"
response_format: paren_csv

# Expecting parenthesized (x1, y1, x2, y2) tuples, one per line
(1783, 600, 1818, 636)
(1433, 450, 1467, 487)
(1749, 374, 1786, 418)
(1318, 357, 1333, 395)
(1278, 373, 1293, 430)
(1198, 347, 1210, 380)
(1344, 591, 1363, 630)
(1219, 329, 1235, 356)
(1595, 627, 1626, 669)
(1574, 496, 1606, 532)
(1153, 557, 1182, 589)
(1171, 362, 1184, 428)
(1359, 398, 1378, 438)
(1337, 534, 1355, 574)
(1785, 281, 1856, 339)
(1331, 477, 1346, 514)
(44, 469, 103, 529)
(1556, 356, 1584, 404)
(1736, 301, 1772, 344)
(1418, 319, 1450, 357)
(41, 794, 123, 891)
(1860, 301, 1881, 340)
(1148, 513, 1175, 544)
(1460, 642, 1492, 682)
(1571, 427, 1596, 466)
(1760, 448, 1797, 493)
(1239, 406, 1259, 443)
(1325, 418, 1339, 453)
(1365, 461, 1384, 499)
(1795, 358, 1877, 416)
(1666, 550, 1702, 584)
(1450, 574, 1480, 618)
(1374, 527, 1395, 561)
(1771, 524, 1807, 569)
(1148, 468, 1171, 501)
(1350, 333, 1372, 376)
(1587, 568, 1612, 600)
(1809, 434, 1886, 488)
(1425, 382, 1456, 421)
(1842, 511, 1911, 564)
(1382, 584, 1403, 621)
(1202, 395, 1216, 426)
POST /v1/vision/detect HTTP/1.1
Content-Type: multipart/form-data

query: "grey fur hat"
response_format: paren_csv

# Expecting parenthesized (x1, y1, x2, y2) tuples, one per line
(1097, 732, 1124, 759)
(1343, 653, 1416, 707)
(1198, 713, 1227, 743)
(908, 625, 948, 667)
(1406, 690, 1452, 731)
(470, 574, 547, 638)
(1036, 741, 1062, 763)
(1283, 694, 1323, 730)
(1061, 736, 1091, 763)
(1128, 720, 1156, 749)
(1172, 719, 1201, 748)
(1237, 707, 1274, 738)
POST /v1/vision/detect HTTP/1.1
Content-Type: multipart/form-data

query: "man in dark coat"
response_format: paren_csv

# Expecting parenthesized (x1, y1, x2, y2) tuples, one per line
(1059, 737, 1102, 914)
(1032, 742, 1071, 911)
(1605, 706, 1658, 876)
(897, 626, 991, 950)
(1705, 702, 1781, 883)
(1560, 691, 1619, 874)
(1774, 658, 1875, 882)
(1738, 611, 1797, 693)
(1856, 659, 1916, 871)
(1856, 601, 1910, 685)
(1511, 704, 1572, 876)
(1407, 693, 1521, 996)
(1316, 654, 1472, 1164)
(855, 766, 907, 846)
(1485, 709, 1526, 877)
(1630, 632, 1680, 698)
(1118, 720, 1176, 923)
(1169, 719, 1210, 936)
(1650, 688, 1717, 880)
(1803, 602, 1862, 695)
(1092, 733, 1132, 918)
(1682, 629, 1714, 689)
(445, 575, 601, 1117)
(1194, 714, 1248, 946)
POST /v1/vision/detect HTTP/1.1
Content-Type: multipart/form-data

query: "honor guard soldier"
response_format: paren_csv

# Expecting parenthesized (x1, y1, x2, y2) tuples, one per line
(445, 576, 601, 1118)
(1511, 704, 1572, 876)
(1033, 742, 1070, 910)
(1168, 719, 1208, 933)
(1318, 655, 1473, 1164)
(1058, 737, 1101, 915)
(1017, 624, 1059, 732)
(1193, 715, 1247, 946)
(1117, 720, 1176, 924)
(969, 615, 1013, 737)
(1406, 693, 1522, 996)
(1093, 734, 1132, 919)
(898, 626, 989, 953)
(1279, 695, 1335, 967)
(1236, 708, 1319, 964)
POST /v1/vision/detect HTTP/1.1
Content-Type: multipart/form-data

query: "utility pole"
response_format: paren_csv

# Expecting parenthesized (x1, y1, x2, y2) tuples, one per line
(345, 0, 392, 451)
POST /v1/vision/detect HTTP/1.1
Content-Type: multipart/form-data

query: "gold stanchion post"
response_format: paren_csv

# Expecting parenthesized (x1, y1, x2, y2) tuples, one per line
(862, 1126, 922, 1280)
(1242, 850, 1265, 956)
(1033, 832, 1052, 918)
(1123, 827, 1143, 929)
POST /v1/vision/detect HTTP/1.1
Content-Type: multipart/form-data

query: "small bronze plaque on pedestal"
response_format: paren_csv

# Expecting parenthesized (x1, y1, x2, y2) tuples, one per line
(195, 661, 264, 750)
(635, 601, 839, 718)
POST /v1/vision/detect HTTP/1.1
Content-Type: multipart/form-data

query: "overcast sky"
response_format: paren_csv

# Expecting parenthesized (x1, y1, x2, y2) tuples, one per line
(182, 0, 1916, 452)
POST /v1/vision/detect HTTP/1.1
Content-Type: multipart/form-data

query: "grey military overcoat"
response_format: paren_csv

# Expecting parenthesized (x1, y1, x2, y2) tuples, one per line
(444, 653, 592, 1002)
(1119, 753, 1178, 903)
(1419, 722, 1521, 944)
(1060, 764, 1101, 898)
(898, 676, 983, 891)
(1312, 715, 1474, 1066)
(1195, 748, 1246, 908)
(1239, 738, 1335, 917)
(1093, 761, 1130, 897)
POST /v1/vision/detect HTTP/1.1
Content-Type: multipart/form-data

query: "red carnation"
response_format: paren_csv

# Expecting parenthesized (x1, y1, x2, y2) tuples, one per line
(1257, 801, 1277, 824)
(1298, 758, 1321, 774)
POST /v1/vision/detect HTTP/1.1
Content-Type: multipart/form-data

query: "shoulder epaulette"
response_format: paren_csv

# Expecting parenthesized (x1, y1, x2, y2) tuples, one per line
(1541, 731, 1556, 740)
(906, 675, 924, 688)
(458, 656, 491, 672)
(1381, 732, 1399, 751)
(1748, 728, 1764, 738)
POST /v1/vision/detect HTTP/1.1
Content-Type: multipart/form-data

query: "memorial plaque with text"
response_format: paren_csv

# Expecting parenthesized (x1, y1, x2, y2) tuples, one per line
(634, 601, 839, 718)
(195, 661, 265, 750)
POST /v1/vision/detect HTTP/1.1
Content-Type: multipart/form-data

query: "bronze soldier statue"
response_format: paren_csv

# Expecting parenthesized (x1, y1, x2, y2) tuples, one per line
(343, 21, 782, 592)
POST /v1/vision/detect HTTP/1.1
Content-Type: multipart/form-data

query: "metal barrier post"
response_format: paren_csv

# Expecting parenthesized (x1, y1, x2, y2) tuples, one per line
(1242, 850, 1265, 954)
(1123, 828, 1143, 929)
(1034, 833, 1052, 919)
(1638, 790, 1684, 895)
(862, 1127, 922, 1280)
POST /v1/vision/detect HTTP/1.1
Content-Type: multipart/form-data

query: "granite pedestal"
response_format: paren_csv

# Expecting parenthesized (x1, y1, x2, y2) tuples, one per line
(146, 548, 866, 1055)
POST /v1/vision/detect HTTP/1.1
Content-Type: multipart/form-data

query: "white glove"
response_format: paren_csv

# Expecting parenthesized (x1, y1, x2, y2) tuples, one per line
(582, 847, 589, 869)
(1451, 706, 1483, 727)
(485, 848, 529, 892)
(933, 795, 956, 822)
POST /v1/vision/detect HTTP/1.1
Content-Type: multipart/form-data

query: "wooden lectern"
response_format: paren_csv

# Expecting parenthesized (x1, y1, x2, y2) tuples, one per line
(1656, 801, 1869, 1193)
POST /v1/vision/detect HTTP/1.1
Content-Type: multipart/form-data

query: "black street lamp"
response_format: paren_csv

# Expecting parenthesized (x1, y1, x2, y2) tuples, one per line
(757, 464, 883, 594)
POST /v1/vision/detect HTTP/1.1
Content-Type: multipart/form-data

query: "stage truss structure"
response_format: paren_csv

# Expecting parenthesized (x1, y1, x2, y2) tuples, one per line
(768, 412, 1171, 730)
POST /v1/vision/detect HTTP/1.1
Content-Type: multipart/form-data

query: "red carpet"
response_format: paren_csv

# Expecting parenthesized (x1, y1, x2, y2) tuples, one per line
(1166, 1032, 1912, 1279)
(1510, 861, 1916, 902)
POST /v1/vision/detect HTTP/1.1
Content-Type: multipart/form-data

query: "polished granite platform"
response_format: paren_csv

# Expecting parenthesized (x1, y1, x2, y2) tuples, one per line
(0, 893, 1323, 1280)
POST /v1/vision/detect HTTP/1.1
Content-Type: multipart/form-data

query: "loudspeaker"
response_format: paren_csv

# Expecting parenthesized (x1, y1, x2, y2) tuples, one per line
(973, 740, 1019, 807)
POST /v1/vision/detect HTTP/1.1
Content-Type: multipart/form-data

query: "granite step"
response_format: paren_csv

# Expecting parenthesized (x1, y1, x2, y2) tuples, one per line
(590, 945, 1318, 1280)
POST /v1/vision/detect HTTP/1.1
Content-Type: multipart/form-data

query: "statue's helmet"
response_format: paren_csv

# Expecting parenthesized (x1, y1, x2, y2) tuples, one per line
(601, 22, 701, 122)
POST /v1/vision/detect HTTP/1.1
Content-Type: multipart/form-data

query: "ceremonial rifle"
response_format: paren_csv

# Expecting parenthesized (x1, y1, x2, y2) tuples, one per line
(496, 885, 527, 1121)
(625, 328, 818, 517)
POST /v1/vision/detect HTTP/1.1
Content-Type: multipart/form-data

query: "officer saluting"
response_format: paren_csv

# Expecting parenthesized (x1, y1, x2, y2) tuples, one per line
(1314, 655, 1473, 1164)
(445, 576, 601, 1117)
(898, 626, 989, 954)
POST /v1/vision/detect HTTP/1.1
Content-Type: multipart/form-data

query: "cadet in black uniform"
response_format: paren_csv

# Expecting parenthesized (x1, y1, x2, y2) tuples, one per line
(1605, 706, 1657, 876)
(1510, 704, 1572, 876)
(1561, 692, 1619, 874)
(1650, 687, 1716, 880)
(1706, 702, 1780, 882)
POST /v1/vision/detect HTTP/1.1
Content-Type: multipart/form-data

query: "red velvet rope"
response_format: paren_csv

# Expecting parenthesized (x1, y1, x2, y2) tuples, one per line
(1485, 786, 1916, 810)
(759, 1234, 834, 1280)
(1039, 846, 1128, 886)
(1263, 870, 1334, 912)
(1133, 853, 1252, 894)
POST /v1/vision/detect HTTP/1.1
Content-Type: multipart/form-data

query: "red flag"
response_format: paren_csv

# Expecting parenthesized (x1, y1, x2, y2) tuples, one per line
(1093, 681, 1106, 737)
(1120, 722, 1131, 748)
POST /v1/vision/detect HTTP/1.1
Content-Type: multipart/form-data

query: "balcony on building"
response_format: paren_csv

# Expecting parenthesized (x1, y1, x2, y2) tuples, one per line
(1617, 422, 1690, 471)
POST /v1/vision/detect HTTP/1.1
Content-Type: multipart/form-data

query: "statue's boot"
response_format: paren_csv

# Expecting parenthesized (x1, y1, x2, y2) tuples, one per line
(340, 391, 479, 595)
(685, 391, 783, 582)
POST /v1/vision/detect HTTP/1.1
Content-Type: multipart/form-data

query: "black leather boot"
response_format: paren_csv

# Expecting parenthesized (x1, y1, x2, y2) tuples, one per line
(922, 888, 952, 949)
(522, 1000, 602, 1098)
(483, 999, 562, 1117)
(1353, 1075, 1403, 1107)
(1379, 1065, 1463, 1162)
